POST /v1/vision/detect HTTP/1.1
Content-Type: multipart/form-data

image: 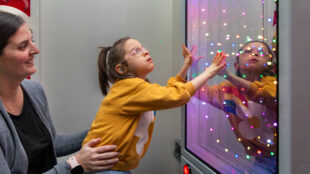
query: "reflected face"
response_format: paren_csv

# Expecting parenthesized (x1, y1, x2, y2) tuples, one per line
(235, 42, 271, 74)
(123, 39, 154, 79)
(0, 23, 39, 79)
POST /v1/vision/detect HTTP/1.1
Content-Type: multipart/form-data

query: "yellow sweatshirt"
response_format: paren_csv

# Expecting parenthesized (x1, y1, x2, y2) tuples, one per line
(199, 76, 277, 148)
(82, 75, 195, 170)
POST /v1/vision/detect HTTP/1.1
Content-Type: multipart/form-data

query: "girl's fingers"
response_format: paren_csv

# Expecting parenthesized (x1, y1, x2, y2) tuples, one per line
(191, 45, 197, 55)
(182, 44, 191, 56)
(212, 52, 220, 63)
(217, 52, 227, 65)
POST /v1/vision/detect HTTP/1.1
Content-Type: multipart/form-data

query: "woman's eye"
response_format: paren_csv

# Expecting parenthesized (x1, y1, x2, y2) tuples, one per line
(18, 43, 27, 50)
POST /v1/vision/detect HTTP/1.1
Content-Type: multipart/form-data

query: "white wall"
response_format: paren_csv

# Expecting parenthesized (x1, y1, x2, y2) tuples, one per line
(38, 0, 184, 173)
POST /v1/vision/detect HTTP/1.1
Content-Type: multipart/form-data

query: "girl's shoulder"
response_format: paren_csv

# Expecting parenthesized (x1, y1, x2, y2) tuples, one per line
(262, 76, 277, 82)
(114, 77, 147, 85)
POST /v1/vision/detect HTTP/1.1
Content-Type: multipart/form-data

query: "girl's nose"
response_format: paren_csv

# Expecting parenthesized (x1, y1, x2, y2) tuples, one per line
(143, 49, 149, 56)
(251, 52, 259, 57)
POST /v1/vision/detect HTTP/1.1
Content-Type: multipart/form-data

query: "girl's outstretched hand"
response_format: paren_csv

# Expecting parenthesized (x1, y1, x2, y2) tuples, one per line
(182, 44, 193, 66)
(204, 52, 227, 79)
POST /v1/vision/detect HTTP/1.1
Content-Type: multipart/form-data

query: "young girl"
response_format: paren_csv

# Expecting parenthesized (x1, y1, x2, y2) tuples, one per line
(82, 37, 226, 173)
(193, 41, 277, 173)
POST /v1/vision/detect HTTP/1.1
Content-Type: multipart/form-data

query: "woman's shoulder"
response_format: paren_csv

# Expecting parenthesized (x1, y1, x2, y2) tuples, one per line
(21, 79, 45, 96)
(21, 79, 43, 89)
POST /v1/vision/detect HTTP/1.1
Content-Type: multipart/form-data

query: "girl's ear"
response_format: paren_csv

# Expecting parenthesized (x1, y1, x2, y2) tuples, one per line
(115, 64, 127, 74)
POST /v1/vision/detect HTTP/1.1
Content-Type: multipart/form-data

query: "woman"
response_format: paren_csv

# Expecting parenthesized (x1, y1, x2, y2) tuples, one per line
(0, 11, 119, 174)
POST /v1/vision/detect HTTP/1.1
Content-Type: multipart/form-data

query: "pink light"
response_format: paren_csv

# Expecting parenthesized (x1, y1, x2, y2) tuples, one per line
(222, 9, 226, 13)
(242, 12, 246, 15)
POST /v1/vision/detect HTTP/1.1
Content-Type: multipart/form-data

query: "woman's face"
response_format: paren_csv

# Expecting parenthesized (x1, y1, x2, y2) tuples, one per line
(235, 42, 271, 75)
(0, 23, 39, 79)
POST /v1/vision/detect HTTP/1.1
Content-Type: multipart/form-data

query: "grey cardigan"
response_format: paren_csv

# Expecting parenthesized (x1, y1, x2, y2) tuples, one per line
(0, 79, 87, 174)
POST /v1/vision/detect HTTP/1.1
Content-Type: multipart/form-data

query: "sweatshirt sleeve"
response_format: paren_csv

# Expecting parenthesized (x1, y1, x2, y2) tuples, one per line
(122, 75, 196, 113)
(198, 83, 225, 110)
(247, 76, 277, 102)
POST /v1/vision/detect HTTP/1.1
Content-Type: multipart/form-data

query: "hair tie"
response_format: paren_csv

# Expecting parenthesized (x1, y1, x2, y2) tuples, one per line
(106, 47, 111, 72)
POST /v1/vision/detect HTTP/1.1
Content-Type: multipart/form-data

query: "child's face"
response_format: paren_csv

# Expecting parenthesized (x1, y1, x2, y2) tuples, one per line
(123, 39, 154, 79)
(235, 42, 271, 75)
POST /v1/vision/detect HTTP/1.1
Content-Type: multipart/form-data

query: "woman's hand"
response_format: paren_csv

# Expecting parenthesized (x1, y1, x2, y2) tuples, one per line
(74, 138, 119, 172)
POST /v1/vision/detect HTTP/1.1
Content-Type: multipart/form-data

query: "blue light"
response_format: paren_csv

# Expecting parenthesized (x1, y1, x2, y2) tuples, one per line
(232, 43, 236, 47)
(268, 18, 272, 22)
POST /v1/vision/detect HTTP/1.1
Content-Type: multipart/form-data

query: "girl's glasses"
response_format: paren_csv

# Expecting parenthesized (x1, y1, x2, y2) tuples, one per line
(126, 46, 148, 58)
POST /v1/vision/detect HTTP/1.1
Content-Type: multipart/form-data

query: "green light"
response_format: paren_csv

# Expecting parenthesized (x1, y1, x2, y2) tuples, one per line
(272, 39, 277, 43)
(192, 73, 197, 78)
(242, 74, 246, 78)
(260, 74, 263, 78)
(246, 155, 250, 159)
(218, 49, 222, 53)
(223, 75, 227, 78)
(271, 152, 274, 156)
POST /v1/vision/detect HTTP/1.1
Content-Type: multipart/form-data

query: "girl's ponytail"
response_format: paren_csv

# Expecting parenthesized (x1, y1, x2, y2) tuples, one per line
(98, 46, 111, 96)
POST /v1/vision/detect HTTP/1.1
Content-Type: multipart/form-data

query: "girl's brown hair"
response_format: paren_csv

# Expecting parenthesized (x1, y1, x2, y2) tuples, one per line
(98, 37, 135, 95)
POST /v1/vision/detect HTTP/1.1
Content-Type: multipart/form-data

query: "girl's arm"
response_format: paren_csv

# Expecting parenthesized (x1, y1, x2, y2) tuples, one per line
(222, 71, 276, 101)
(222, 71, 251, 91)
(190, 52, 226, 90)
